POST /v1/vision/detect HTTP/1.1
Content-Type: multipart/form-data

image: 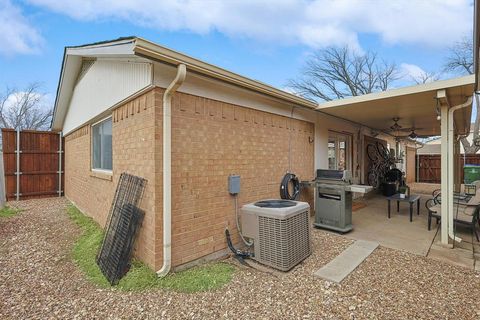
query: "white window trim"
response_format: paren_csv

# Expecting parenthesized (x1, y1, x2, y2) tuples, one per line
(91, 116, 113, 173)
(328, 130, 353, 172)
(91, 115, 112, 127)
(91, 168, 113, 175)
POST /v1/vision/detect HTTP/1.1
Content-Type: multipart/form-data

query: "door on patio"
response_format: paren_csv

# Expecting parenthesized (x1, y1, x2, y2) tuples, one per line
(328, 131, 352, 171)
(406, 147, 416, 183)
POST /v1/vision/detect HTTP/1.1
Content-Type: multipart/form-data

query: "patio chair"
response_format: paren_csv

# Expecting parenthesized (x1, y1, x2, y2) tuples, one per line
(431, 180, 480, 199)
(425, 198, 480, 241)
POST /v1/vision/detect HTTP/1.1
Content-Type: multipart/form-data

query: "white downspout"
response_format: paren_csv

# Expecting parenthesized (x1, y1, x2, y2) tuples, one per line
(447, 96, 472, 243)
(157, 64, 187, 277)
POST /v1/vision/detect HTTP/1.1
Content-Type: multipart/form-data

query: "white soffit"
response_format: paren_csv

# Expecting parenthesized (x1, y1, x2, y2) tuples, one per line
(316, 75, 475, 137)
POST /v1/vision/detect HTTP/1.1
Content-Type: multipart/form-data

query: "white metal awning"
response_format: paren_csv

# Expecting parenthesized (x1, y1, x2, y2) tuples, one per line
(316, 75, 475, 137)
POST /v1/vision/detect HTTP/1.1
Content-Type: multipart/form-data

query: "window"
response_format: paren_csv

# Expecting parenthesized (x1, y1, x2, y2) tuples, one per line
(328, 131, 352, 171)
(92, 117, 112, 171)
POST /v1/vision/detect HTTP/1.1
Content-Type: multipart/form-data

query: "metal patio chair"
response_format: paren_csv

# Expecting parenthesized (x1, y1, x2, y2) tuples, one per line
(425, 198, 480, 241)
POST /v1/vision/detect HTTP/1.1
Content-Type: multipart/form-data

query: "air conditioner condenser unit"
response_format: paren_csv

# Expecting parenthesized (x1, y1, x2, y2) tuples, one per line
(241, 199, 311, 271)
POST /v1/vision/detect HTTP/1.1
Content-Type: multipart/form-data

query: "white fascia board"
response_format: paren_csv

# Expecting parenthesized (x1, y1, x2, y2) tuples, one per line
(317, 75, 475, 110)
(66, 39, 136, 57)
(52, 39, 140, 131)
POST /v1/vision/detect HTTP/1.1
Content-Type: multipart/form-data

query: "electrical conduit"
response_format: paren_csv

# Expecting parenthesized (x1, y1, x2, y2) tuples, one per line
(157, 64, 187, 277)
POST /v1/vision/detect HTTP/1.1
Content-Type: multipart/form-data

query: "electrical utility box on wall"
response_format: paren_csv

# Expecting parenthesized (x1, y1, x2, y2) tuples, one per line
(228, 175, 240, 194)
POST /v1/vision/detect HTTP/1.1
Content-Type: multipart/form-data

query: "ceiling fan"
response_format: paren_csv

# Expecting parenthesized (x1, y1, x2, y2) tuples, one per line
(385, 117, 424, 139)
(389, 117, 402, 131)
(407, 129, 419, 139)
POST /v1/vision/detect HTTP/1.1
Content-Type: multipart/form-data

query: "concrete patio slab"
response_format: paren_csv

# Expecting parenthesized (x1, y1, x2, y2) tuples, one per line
(428, 244, 475, 269)
(328, 194, 480, 270)
(314, 240, 378, 283)
(343, 195, 437, 256)
(426, 227, 477, 270)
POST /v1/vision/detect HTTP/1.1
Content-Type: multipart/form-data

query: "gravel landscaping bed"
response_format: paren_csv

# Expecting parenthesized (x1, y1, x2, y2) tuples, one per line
(1, 197, 480, 319)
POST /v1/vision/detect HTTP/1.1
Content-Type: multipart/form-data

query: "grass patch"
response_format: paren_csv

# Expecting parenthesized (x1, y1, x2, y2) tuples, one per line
(66, 205, 235, 292)
(0, 206, 20, 218)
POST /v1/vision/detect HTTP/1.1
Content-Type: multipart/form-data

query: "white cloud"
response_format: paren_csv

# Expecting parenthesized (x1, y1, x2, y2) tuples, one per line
(3, 91, 52, 111)
(0, 0, 43, 56)
(400, 63, 439, 84)
(401, 63, 428, 80)
(26, 0, 472, 50)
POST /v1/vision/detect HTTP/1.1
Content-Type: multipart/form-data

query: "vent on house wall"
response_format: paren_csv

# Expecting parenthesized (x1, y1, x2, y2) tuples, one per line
(76, 58, 96, 84)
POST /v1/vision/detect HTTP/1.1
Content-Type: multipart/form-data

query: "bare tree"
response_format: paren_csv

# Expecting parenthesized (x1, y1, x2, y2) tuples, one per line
(287, 46, 400, 101)
(460, 94, 480, 154)
(443, 35, 474, 75)
(410, 71, 440, 84)
(0, 83, 52, 130)
(442, 35, 477, 153)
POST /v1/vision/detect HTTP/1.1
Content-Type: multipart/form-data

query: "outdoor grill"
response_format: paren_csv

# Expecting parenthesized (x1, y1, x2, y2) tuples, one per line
(312, 169, 354, 233)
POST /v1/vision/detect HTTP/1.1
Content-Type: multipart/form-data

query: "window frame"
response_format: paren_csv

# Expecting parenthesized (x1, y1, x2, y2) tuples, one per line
(327, 130, 353, 172)
(91, 116, 113, 173)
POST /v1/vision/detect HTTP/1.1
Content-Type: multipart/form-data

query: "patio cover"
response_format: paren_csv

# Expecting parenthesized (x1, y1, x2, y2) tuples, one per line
(316, 75, 475, 137)
(316, 75, 475, 247)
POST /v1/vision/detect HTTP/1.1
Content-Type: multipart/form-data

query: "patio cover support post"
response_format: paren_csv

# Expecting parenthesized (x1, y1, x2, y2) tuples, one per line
(447, 96, 473, 243)
(440, 103, 449, 245)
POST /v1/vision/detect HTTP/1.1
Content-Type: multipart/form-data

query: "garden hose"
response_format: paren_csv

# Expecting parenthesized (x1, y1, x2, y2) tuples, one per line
(280, 173, 300, 200)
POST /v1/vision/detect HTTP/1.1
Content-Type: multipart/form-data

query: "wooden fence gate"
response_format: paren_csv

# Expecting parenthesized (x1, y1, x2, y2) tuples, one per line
(1, 129, 64, 201)
(417, 154, 480, 184)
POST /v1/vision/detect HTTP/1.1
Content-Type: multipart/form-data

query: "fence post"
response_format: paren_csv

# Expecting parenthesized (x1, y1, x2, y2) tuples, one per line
(58, 131, 63, 197)
(0, 151, 6, 208)
(15, 128, 20, 201)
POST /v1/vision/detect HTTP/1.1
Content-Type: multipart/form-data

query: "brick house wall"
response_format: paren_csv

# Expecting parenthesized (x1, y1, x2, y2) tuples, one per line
(65, 89, 158, 268)
(64, 86, 314, 270)
(167, 90, 314, 267)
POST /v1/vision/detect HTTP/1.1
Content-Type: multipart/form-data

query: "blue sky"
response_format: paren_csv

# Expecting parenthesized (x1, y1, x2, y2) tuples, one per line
(0, 0, 474, 104)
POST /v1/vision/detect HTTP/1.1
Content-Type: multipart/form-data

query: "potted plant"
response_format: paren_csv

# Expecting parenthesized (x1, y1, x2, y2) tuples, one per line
(398, 185, 408, 199)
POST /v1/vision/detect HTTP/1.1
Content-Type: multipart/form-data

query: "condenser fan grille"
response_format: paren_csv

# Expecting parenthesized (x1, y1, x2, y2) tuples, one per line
(258, 210, 311, 271)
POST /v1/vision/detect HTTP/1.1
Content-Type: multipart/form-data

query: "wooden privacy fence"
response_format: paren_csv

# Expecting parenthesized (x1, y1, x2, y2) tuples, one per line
(1, 129, 64, 201)
(417, 154, 480, 184)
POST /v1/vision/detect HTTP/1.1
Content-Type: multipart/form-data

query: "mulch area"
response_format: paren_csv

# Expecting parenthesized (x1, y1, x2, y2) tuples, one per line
(1, 197, 480, 319)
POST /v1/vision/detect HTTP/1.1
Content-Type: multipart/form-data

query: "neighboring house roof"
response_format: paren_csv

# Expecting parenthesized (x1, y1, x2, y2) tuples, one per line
(418, 133, 480, 155)
(51, 37, 317, 131)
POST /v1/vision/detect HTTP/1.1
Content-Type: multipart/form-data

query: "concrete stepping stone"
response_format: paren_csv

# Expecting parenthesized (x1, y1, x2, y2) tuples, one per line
(314, 240, 379, 283)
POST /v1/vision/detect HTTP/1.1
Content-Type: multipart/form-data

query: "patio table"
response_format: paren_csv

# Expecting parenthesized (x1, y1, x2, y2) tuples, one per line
(387, 194, 421, 222)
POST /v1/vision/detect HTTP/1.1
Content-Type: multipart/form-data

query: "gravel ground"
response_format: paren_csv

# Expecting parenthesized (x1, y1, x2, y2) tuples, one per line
(1, 198, 480, 319)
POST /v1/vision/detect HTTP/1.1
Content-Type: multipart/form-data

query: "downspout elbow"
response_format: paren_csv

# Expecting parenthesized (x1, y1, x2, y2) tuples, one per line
(448, 96, 473, 133)
(156, 64, 187, 277)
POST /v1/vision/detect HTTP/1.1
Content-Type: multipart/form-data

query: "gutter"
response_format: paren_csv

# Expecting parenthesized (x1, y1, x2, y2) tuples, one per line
(156, 64, 187, 277)
(133, 38, 317, 110)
